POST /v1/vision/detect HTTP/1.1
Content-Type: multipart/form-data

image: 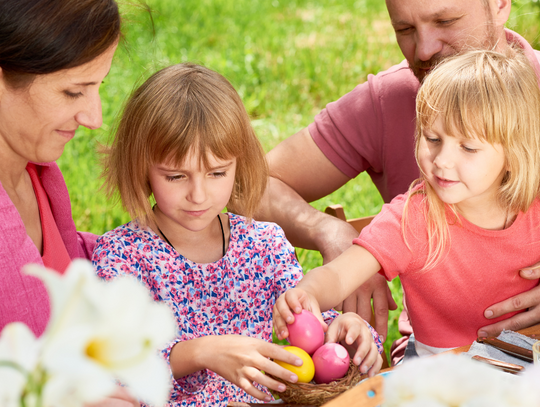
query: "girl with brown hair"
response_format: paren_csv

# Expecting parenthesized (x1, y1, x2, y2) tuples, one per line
(93, 63, 382, 406)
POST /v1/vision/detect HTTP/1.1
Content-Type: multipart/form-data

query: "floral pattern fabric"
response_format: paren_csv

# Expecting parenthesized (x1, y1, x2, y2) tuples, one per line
(92, 213, 381, 406)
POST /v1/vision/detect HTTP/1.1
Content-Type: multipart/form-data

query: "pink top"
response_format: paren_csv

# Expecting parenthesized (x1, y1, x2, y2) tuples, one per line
(0, 162, 97, 336)
(353, 184, 540, 349)
(27, 163, 71, 274)
(309, 29, 540, 203)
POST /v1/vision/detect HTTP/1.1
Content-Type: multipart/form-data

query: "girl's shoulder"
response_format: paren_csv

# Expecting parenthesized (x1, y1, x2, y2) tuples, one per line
(95, 220, 157, 249)
(520, 197, 540, 224)
(229, 213, 285, 234)
(379, 182, 428, 221)
(228, 213, 289, 244)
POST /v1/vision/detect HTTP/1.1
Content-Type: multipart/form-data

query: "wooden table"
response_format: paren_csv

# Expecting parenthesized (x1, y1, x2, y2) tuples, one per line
(321, 323, 540, 407)
(228, 324, 540, 407)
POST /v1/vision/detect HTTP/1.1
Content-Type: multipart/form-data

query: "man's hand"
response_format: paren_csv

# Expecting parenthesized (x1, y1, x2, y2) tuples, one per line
(478, 265, 540, 338)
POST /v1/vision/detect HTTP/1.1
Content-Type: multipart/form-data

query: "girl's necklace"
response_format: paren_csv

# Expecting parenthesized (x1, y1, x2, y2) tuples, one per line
(153, 205, 226, 256)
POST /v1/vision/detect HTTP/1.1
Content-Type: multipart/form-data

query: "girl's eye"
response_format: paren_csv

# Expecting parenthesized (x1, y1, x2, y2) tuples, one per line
(425, 136, 440, 144)
(211, 172, 227, 178)
(64, 90, 83, 99)
(166, 175, 185, 182)
(461, 145, 478, 153)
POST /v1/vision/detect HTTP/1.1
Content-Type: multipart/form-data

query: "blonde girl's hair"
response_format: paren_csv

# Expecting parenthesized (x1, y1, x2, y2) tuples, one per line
(405, 48, 540, 270)
(102, 63, 268, 226)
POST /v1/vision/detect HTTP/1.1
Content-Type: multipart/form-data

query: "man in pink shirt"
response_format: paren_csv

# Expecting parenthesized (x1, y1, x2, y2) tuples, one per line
(255, 0, 540, 363)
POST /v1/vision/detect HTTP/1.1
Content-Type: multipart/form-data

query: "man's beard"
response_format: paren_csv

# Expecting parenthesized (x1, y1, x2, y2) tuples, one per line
(410, 55, 447, 82)
(409, 23, 500, 83)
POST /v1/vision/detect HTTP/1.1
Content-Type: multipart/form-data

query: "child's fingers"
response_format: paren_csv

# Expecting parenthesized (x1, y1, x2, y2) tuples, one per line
(237, 375, 274, 402)
(274, 293, 297, 323)
(272, 304, 290, 341)
(265, 344, 303, 368)
(358, 342, 382, 376)
(250, 369, 288, 395)
(308, 304, 327, 331)
(366, 353, 383, 378)
(352, 337, 371, 367)
(348, 323, 374, 367)
(324, 323, 341, 344)
(260, 358, 301, 385)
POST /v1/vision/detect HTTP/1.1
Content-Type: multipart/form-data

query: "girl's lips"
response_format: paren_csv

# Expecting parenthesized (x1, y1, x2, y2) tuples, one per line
(435, 176, 459, 188)
(184, 209, 208, 217)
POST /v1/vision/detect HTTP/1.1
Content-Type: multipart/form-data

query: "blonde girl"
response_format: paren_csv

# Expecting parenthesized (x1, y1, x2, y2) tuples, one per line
(92, 63, 383, 406)
(274, 48, 540, 358)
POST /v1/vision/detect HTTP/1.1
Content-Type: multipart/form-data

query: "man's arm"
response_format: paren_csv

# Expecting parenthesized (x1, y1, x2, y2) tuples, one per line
(259, 127, 358, 260)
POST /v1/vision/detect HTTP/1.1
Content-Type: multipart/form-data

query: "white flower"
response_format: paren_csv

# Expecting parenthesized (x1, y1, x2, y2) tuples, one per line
(0, 322, 41, 407)
(25, 259, 177, 406)
(383, 354, 540, 407)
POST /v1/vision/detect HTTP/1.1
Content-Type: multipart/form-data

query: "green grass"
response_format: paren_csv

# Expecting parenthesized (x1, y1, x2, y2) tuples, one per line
(58, 0, 540, 357)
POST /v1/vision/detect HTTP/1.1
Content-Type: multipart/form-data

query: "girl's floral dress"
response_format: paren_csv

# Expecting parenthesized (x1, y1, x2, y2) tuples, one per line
(92, 213, 382, 406)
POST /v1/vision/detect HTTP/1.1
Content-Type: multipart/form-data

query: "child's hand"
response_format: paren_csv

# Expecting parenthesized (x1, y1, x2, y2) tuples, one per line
(325, 313, 382, 377)
(273, 288, 326, 341)
(202, 335, 303, 402)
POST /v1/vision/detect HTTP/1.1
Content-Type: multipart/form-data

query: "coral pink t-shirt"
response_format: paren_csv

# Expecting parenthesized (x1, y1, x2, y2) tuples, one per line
(353, 186, 540, 349)
(309, 29, 540, 203)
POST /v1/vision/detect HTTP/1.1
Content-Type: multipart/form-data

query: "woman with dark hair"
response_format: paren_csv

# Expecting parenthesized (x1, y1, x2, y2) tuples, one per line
(0, 0, 120, 332)
(0, 2, 136, 403)
(0, 0, 138, 407)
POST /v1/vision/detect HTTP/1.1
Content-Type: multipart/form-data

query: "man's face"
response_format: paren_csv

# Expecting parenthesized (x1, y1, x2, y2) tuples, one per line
(386, 0, 509, 81)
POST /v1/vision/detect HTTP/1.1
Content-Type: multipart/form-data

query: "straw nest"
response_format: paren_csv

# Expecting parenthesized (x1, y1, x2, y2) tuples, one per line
(268, 360, 364, 406)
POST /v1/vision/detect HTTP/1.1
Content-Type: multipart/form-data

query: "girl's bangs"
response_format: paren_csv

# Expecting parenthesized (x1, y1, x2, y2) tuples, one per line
(150, 101, 244, 170)
(418, 67, 505, 146)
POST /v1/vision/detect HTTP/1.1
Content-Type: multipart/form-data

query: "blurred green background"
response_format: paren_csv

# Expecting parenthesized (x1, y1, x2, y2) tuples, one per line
(59, 0, 540, 356)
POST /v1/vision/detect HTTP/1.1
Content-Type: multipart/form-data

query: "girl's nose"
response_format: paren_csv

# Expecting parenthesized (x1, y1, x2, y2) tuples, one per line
(75, 91, 103, 130)
(433, 146, 455, 169)
(187, 179, 207, 204)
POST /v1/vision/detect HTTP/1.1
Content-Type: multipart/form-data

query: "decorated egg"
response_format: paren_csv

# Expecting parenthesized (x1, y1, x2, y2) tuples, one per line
(287, 309, 324, 355)
(275, 346, 315, 383)
(312, 343, 350, 384)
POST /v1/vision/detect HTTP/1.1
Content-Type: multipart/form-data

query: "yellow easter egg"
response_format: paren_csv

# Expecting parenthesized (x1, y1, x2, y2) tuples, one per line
(275, 345, 315, 383)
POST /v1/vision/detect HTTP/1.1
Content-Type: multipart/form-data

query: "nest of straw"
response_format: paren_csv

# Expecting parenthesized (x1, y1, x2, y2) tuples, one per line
(268, 360, 364, 406)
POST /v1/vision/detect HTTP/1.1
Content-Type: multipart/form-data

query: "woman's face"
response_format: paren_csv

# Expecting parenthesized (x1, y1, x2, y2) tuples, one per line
(0, 44, 117, 165)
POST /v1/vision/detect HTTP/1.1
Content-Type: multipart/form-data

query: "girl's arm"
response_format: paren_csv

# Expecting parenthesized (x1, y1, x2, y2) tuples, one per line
(93, 232, 305, 402)
(168, 334, 303, 401)
(274, 244, 382, 339)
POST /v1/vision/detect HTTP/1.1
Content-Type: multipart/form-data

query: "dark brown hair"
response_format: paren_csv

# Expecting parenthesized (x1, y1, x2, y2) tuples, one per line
(0, 0, 121, 88)
(103, 63, 268, 225)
